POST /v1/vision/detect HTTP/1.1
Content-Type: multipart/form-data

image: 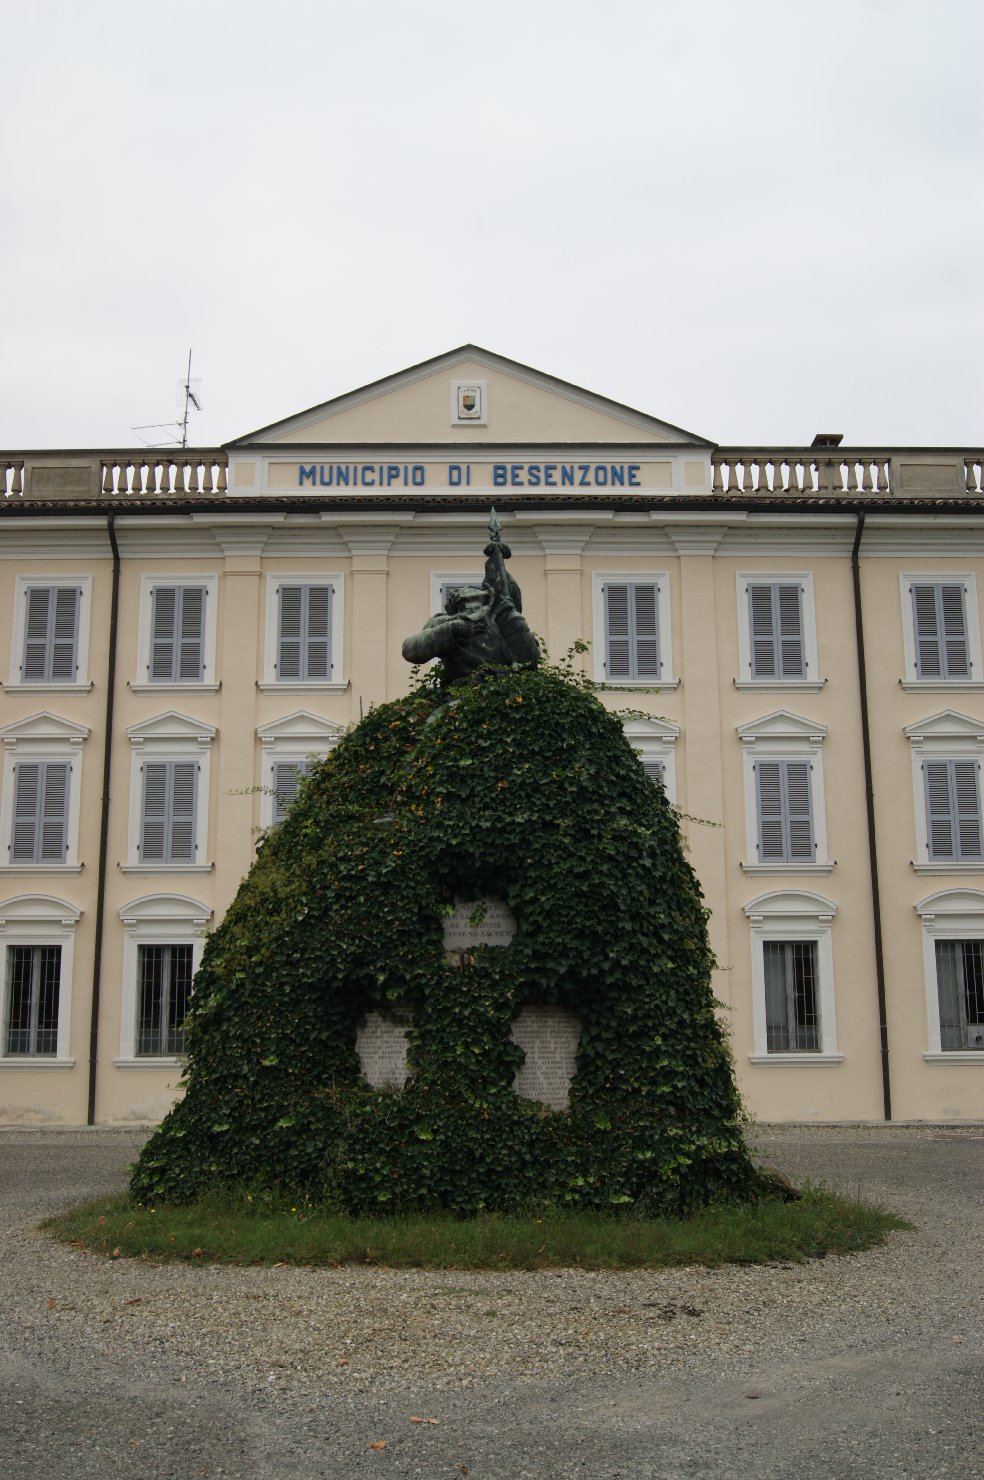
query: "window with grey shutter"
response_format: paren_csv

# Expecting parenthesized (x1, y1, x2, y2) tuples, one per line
(272, 759, 314, 824)
(149, 586, 206, 682)
(603, 583, 661, 680)
(10, 761, 70, 865)
(639, 756, 665, 785)
(747, 583, 805, 679)
(139, 759, 199, 864)
(934, 939, 984, 1051)
(276, 585, 333, 681)
(3, 944, 61, 1055)
(763, 940, 820, 1051)
(755, 759, 815, 863)
(911, 583, 971, 679)
(923, 758, 983, 861)
(21, 586, 81, 683)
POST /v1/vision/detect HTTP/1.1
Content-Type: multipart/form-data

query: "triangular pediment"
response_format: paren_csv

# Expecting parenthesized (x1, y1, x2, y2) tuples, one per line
(256, 711, 347, 745)
(621, 716, 680, 743)
(227, 346, 711, 449)
(0, 711, 90, 745)
(904, 709, 984, 742)
(126, 711, 216, 744)
(737, 710, 827, 742)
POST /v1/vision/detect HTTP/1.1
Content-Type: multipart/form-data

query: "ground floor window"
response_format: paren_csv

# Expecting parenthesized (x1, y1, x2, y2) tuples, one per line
(763, 939, 820, 1052)
(4, 944, 61, 1055)
(935, 939, 984, 1051)
(137, 943, 193, 1056)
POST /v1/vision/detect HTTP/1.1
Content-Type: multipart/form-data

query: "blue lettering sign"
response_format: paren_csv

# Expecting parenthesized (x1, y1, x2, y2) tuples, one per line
(610, 465, 624, 486)
(493, 465, 507, 486)
(336, 466, 349, 486)
(412, 465, 425, 486)
(628, 465, 641, 486)
(448, 464, 462, 486)
(544, 464, 557, 486)
(561, 465, 575, 485)
(299, 465, 316, 486)
(527, 465, 541, 486)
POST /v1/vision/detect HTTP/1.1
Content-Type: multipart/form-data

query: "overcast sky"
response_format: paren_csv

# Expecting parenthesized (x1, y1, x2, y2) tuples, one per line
(2, 0, 981, 450)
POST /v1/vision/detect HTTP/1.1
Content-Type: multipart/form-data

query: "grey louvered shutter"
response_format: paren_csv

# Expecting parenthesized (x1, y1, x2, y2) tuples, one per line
(756, 761, 786, 861)
(150, 587, 178, 680)
(10, 761, 69, 864)
(272, 761, 307, 824)
(604, 583, 631, 678)
(928, 758, 983, 861)
(11, 763, 41, 863)
(642, 757, 665, 783)
(633, 584, 661, 678)
(168, 761, 198, 862)
(913, 583, 970, 679)
(22, 587, 80, 683)
(277, 585, 303, 680)
(953, 760, 983, 858)
(140, 762, 169, 861)
(748, 584, 804, 679)
(756, 759, 814, 862)
(940, 585, 970, 677)
(748, 585, 777, 678)
(777, 585, 805, 677)
(304, 587, 332, 680)
(177, 588, 206, 681)
(924, 760, 955, 859)
(784, 761, 815, 861)
(604, 583, 661, 680)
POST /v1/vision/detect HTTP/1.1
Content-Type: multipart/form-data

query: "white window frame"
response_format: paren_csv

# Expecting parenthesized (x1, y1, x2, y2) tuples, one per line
(131, 574, 219, 691)
(0, 712, 88, 873)
(123, 711, 215, 874)
(621, 716, 678, 803)
(428, 571, 485, 619)
(259, 573, 346, 690)
(915, 889, 984, 1063)
(744, 890, 841, 1064)
(905, 710, 984, 873)
(899, 573, 984, 691)
(116, 893, 211, 1066)
(734, 572, 822, 691)
(737, 710, 831, 874)
(8, 575, 93, 692)
(256, 711, 346, 831)
(0, 894, 79, 1066)
(591, 573, 677, 688)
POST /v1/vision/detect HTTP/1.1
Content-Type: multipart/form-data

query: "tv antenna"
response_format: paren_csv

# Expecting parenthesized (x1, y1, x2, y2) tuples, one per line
(132, 349, 203, 448)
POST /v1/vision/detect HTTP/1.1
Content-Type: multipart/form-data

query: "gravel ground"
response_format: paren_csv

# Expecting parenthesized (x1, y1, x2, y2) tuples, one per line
(1, 1124, 982, 1479)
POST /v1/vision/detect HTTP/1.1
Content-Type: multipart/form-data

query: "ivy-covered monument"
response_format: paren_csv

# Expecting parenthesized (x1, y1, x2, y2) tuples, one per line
(132, 516, 757, 1215)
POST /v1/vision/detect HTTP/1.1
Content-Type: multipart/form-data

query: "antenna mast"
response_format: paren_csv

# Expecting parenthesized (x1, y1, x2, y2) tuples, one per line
(180, 349, 201, 448)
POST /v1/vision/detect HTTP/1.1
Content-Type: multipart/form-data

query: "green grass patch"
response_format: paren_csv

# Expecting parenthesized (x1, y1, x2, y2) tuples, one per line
(43, 1186, 911, 1271)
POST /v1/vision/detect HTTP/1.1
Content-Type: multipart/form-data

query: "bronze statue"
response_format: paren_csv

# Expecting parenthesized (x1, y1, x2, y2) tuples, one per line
(402, 510, 540, 683)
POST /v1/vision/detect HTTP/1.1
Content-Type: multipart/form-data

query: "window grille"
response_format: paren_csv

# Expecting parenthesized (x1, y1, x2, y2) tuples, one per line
(763, 940, 820, 1052)
(137, 943, 193, 1056)
(935, 939, 984, 1051)
(4, 945, 61, 1055)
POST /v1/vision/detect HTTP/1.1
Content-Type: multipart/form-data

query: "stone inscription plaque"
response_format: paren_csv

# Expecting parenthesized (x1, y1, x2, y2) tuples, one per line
(510, 1005, 583, 1110)
(442, 896, 517, 952)
(356, 1009, 413, 1090)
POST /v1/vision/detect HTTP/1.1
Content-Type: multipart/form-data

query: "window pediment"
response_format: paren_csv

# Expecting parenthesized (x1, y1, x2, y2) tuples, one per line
(737, 710, 827, 745)
(0, 894, 81, 927)
(126, 711, 216, 747)
(0, 712, 90, 748)
(256, 710, 346, 747)
(621, 716, 680, 745)
(744, 890, 836, 922)
(904, 710, 984, 744)
(915, 888, 984, 920)
(118, 894, 212, 928)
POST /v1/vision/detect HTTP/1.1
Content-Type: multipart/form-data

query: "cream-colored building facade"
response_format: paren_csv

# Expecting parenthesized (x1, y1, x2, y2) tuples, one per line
(1, 345, 983, 1125)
